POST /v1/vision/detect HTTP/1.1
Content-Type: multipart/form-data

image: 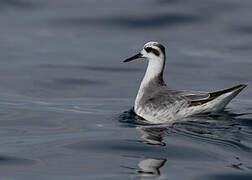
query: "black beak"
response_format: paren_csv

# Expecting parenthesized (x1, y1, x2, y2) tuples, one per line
(123, 53, 143, 63)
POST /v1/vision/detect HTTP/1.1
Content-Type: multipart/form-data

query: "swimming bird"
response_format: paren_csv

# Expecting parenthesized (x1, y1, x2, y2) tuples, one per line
(123, 41, 247, 124)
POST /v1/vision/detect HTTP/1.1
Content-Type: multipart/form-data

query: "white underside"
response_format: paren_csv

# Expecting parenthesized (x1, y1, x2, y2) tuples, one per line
(135, 90, 240, 124)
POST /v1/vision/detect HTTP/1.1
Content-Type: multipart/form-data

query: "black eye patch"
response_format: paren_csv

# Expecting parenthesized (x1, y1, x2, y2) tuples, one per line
(151, 48, 160, 56)
(144, 47, 152, 53)
(144, 47, 160, 56)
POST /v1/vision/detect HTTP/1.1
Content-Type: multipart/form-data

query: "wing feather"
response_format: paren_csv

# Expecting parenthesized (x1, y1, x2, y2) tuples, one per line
(143, 87, 210, 108)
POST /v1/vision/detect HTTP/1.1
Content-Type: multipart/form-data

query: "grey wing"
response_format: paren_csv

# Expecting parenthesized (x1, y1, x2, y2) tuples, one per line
(144, 87, 210, 107)
(144, 84, 246, 108)
(175, 90, 210, 101)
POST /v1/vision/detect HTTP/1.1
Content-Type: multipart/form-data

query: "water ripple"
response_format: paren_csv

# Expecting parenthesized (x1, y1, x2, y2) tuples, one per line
(52, 13, 204, 29)
(119, 109, 252, 152)
(0, 0, 40, 10)
(0, 155, 35, 165)
(36, 64, 141, 73)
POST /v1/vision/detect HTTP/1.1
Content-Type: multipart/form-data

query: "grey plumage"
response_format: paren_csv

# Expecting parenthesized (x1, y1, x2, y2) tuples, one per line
(124, 41, 247, 123)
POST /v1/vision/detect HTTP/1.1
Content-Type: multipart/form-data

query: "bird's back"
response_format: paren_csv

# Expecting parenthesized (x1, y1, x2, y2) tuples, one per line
(134, 84, 247, 124)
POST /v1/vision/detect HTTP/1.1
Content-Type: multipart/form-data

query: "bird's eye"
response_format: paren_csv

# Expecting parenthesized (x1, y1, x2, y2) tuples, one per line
(144, 47, 160, 56)
(144, 47, 152, 53)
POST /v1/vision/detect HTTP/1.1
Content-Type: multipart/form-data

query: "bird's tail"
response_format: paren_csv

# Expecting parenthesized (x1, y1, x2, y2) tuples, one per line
(209, 84, 247, 111)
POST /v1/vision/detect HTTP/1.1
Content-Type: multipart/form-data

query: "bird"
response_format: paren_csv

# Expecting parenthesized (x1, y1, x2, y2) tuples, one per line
(123, 41, 247, 124)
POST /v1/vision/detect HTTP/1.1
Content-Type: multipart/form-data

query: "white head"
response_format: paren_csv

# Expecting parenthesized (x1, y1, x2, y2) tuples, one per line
(124, 42, 167, 107)
(123, 41, 166, 63)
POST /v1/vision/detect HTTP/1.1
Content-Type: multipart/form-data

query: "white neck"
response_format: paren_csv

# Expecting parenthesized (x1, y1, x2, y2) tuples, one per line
(141, 58, 164, 87)
(135, 56, 165, 108)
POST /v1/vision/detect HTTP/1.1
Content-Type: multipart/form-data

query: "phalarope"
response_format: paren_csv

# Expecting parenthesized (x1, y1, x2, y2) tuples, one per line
(123, 41, 247, 124)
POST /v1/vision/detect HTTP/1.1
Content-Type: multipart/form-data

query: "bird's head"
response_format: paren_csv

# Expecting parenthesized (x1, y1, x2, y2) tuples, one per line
(123, 41, 166, 63)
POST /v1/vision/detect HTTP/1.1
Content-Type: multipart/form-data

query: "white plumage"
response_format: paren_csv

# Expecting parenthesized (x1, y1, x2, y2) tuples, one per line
(124, 42, 247, 124)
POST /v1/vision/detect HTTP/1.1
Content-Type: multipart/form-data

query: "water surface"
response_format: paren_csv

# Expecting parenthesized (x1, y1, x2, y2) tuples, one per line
(0, 0, 252, 179)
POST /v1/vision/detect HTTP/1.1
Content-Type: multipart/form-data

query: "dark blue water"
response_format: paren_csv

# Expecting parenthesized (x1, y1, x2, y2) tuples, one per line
(0, 0, 251, 179)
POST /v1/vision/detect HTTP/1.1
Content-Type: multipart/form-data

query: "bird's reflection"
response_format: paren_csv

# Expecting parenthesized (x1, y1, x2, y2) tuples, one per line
(136, 158, 166, 178)
(122, 157, 166, 179)
(121, 126, 168, 178)
(137, 126, 168, 146)
(120, 109, 249, 178)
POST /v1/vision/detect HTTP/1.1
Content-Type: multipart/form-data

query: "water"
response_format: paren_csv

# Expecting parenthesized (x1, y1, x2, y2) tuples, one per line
(0, 0, 251, 179)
